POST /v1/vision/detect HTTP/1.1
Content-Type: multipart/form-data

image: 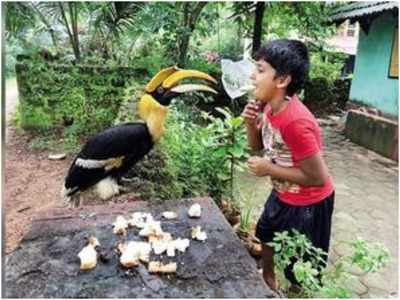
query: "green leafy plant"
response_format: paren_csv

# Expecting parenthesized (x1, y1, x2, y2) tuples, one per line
(309, 51, 346, 82)
(156, 105, 249, 203)
(202, 107, 250, 203)
(238, 204, 253, 233)
(160, 105, 228, 200)
(267, 229, 391, 298)
(235, 187, 257, 233)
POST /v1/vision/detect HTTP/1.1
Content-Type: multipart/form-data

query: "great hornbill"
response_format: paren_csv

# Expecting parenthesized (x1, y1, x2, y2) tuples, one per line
(61, 66, 217, 207)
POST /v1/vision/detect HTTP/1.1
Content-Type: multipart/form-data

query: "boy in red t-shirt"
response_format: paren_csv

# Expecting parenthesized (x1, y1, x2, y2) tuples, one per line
(242, 39, 335, 291)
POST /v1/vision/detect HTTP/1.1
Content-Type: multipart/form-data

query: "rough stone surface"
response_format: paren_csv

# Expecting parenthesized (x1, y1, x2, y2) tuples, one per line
(345, 110, 398, 161)
(323, 126, 398, 298)
(4, 198, 274, 298)
(344, 276, 368, 295)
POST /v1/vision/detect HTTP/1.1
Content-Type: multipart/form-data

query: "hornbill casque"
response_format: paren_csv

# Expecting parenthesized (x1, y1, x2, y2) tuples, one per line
(61, 66, 218, 207)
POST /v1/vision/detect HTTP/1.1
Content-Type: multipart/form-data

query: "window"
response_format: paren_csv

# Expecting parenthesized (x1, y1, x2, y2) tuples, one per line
(389, 28, 398, 78)
(347, 22, 356, 37)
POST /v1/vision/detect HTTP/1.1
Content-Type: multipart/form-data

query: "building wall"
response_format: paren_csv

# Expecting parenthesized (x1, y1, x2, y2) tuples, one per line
(350, 12, 398, 116)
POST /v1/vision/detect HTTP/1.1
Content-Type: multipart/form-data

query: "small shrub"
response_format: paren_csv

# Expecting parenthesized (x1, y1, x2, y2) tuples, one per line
(147, 105, 249, 203)
(303, 50, 350, 113)
(309, 51, 345, 82)
(268, 229, 390, 298)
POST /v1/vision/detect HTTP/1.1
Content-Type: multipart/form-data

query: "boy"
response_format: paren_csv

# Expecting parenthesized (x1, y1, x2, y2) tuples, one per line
(242, 39, 334, 291)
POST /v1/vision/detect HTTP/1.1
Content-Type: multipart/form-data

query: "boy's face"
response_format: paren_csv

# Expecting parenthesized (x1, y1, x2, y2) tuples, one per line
(250, 59, 280, 103)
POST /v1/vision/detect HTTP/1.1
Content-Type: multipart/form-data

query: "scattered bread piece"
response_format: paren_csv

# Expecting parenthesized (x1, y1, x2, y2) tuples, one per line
(148, 261, 177, 273)
(166, 242, 176, 257)
(148, 231, 172, 243)
(188, 203, 201, 218)
(191, 226, 207, 241)
(162, 211, 177, 219)
(139, 220, 164, 238)
(119, 241, 151, 268)
(78, 235, 100, 270)
(152, 240, 169, 255)
(174, 238, 190, 253)
(113, 215, 129, 235)
(152, 238, 190, 256)
(128, 212, 153, 228)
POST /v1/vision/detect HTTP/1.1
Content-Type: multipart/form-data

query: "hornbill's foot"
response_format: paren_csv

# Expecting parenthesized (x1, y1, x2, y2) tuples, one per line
(118, 185, 131, 193)
(62, 194, 80, 208)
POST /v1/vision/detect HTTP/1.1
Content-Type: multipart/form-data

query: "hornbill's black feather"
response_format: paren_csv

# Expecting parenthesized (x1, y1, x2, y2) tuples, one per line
(64, 122, 154, 196)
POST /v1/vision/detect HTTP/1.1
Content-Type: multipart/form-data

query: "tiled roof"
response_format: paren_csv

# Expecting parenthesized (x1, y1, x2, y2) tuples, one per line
(331, 1, 398, 22)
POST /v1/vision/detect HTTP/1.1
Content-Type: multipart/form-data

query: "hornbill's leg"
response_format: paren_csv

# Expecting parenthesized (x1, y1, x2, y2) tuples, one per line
(71, 194, 81, 208)
(62, 193, 80, 208)
(116, 177, 131, 193)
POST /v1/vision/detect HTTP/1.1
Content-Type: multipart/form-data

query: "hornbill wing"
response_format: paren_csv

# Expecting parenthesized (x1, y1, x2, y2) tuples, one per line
(63, 122, 154, 195)
(79, 122, 153, 160)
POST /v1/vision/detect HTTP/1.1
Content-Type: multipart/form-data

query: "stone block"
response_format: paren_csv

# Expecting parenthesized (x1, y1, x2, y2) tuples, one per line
(345, 110, 398, 161)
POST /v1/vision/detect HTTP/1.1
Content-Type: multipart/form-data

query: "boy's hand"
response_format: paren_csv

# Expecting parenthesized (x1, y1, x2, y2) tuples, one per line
(247, 156, 274, 177)
(241, 100, 260, 127)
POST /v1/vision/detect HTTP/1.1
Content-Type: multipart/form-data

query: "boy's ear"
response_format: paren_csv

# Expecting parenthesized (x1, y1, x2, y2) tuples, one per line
(276, 75, 292, 89)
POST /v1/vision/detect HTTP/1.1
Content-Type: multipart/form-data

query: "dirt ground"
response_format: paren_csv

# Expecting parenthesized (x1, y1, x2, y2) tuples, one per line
(4, 125, 73, 254)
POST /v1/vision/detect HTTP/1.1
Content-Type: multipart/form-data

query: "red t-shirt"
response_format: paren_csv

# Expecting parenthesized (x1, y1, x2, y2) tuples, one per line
(259, 94, 334, 206)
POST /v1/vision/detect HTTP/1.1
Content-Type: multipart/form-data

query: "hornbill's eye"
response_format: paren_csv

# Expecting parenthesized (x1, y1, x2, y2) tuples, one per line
(156, 86, 164, 94)
(144, 66, 218, 106)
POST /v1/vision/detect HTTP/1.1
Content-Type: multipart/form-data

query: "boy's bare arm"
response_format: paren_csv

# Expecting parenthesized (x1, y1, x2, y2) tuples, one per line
(242, 101, 263, 151)
(245, 124, 263, 151)
(248, 153, 329, 186)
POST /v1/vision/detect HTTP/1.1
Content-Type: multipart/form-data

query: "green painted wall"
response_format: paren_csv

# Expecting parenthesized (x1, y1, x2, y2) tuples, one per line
(350, 12, 398, 116)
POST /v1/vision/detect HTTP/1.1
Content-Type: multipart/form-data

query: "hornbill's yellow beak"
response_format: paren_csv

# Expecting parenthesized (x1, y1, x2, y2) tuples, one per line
(144, 66, 218, 106)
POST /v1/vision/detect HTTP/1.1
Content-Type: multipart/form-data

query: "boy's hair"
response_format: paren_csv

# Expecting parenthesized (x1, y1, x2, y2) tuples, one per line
(255, 39, 309, 96)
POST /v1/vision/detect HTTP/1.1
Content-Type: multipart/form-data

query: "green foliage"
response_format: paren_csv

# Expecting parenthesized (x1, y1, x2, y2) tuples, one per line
(15, 56, 142, 149)
(309, 51, 346, 82)
(157, 105, 249, 202)
(5, 2, 37, 38)
(133, 47, 174, 77)
(348, 238, 390, 273)
(160, 106, 226, 200)
(202, 107, 250, 202)
(199, 13, 243, 61)
(5, 37, 23, 78)
(267, 3, 336, 42)
(29, 134, 58, 151)
(303, 50, 349, 111)
(267, 230, 390, 298)
(19, 105, 53, 132)
(186, 58, 221, 78)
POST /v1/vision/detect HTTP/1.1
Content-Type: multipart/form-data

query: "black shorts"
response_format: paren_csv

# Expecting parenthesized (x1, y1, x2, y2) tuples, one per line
(255, 190, 335, 284)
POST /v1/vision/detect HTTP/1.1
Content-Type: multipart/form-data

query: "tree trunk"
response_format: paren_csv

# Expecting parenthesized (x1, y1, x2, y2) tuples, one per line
(69, 3, 81, 61)
(251, 2, 265, 57)
(31, 4, 59, 52)
(59, 2, 80, 62)
(177, 2, 207, 67)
